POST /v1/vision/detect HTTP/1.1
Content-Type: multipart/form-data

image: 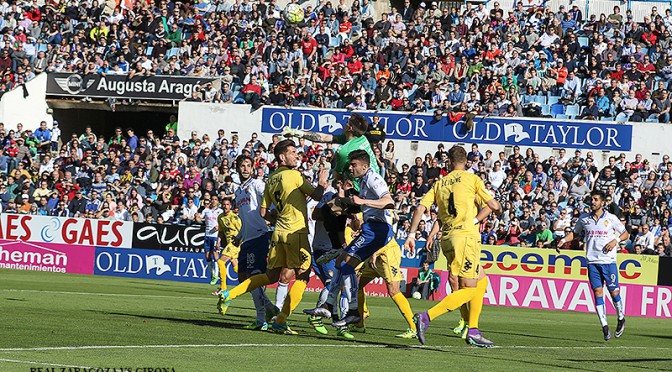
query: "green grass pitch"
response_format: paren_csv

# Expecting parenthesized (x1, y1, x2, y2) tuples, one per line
(0, 269, 670, 371)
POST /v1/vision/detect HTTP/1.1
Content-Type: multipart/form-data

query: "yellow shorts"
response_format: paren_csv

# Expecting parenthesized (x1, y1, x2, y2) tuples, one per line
(221, 243, 240, 260)
(441, 235, 480, 279)
(267, 230, 312, 271)
(359, 239, 403, 283)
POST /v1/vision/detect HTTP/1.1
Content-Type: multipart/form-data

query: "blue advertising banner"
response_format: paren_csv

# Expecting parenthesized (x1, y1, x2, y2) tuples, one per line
(94, 247, 210, 283)
(260, 107, 633, 151)
(400, 239, 427, 268)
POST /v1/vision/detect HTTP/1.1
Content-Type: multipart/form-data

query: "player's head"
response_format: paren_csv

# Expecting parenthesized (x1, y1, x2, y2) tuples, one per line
(222, 198, 233, 213)
(348, 149, 371, 178)
(236, 155, 254, 181)
(447, 145, 468, 167)
(590, 189, 606, 211)
(274, 139, 298, 168)
(345, 113, 368, 137)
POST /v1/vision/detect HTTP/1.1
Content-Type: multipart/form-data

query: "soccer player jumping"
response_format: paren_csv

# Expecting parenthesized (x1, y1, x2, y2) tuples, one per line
(304, 149, 396, 327)
(557, 190, 629, 341)
(405, 145, 501, 347)
(218, 140, 329, 334)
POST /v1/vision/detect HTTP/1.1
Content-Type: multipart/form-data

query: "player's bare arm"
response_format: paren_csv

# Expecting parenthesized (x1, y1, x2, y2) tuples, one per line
(309, 169, 330, 201)
(347, 193, 394, 209)
(282, 127, 336, 143)
(404, 204, 427, 254)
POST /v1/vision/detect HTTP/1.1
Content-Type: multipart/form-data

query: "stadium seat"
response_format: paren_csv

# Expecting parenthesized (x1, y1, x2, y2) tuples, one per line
(533, 95, 547, 104)
(555, 114, 571, 120)
(578, 37, 589, 47)
(551, 103, 565, 117)
(565, 105, 580, 117)
(646, 118, 659, 123)
(601, 116, 615, 121)
(541, 104, 551, 116)
(547, 96, 560, 105)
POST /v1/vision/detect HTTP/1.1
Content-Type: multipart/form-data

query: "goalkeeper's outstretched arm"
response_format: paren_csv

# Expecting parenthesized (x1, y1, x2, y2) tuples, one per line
(282, 126, 338, 143)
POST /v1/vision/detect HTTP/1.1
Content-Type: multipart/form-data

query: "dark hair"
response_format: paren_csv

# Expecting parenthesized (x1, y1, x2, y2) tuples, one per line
(591, 189, 606, 201)
(348, 149, 371, 164)
(235, 154, 254, 170)
(348, 113, 369, 136)
(448, 145, 467, 164)
(274, 139, 296, 159)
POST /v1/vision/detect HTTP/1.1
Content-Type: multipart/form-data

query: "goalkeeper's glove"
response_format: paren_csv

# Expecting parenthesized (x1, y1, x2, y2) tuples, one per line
(281, 126, 305, 138)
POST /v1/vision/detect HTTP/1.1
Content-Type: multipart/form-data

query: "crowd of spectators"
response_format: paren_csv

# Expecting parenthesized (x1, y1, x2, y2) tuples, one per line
(3, 0, 672, 121)
(1, 116, 671, 259)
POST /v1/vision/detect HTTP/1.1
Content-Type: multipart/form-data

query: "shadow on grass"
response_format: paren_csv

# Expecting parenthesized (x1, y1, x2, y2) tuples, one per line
(4, 298, 27, 301)
(639, 334, 672, 340)
(566, 358, 672, 363)
(486, 330, 604, 345)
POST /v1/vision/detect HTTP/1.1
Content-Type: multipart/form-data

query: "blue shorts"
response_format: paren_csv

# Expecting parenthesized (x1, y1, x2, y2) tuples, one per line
(588, 263, 619, 291)
(204, 236, 217, 253)
(312, 249, 336, 285)
(239, 234, 270, 275)
(345, 221, 393, 262)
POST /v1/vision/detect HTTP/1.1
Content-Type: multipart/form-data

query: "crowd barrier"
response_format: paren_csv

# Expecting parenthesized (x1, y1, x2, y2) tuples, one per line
(0, 214, 670, 318)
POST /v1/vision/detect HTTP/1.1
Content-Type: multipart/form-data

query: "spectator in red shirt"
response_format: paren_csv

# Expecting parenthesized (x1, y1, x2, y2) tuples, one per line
(338, 14, 352, 41)
(300, 34, 318, 62)
(641, 23, 658, 47)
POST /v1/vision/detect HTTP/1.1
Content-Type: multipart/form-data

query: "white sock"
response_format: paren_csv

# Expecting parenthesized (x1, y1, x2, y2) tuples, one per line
(596, 296, 608, 327)
(342, 272, 358, 312)
(212, 260, 219, 279)
(612, 294, 625, 320)
(339, 290, 350, 318)
(317, 285, 330, 307)
(275, 282, 289, 309)
(326, 267, 342, 307)
(251, 288, 267, 323)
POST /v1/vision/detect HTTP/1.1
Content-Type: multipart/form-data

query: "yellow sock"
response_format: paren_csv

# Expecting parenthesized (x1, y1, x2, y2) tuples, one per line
(392, 292, 416, 331)
(276, 280, 307, 325)
(233, 265, 238, 273)
(468, 276, 489, 329)
(228, 273, 270, 300)
(427, 287, 478, 321)
(217, 260, 228, 291)
(459, 304, 469, 323)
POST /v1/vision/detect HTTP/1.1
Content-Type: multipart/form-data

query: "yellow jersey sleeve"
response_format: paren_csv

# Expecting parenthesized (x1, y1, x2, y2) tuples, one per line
(419, 182, 437, 210)
(474, 176, 493, 208)
(266, 168, 311, 233)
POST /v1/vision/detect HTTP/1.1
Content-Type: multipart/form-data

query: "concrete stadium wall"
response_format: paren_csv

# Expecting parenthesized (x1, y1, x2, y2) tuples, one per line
(178, 102, 672, 166)
(0, 73, 54, 129)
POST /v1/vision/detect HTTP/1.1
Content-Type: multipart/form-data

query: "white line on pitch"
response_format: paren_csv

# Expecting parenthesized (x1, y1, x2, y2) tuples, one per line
(0, 344, 668, 352)
(0, 357, 92, 369)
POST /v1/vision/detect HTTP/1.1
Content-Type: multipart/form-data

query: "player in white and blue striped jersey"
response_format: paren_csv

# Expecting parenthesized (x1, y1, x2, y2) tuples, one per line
(558, 190, 630, 341)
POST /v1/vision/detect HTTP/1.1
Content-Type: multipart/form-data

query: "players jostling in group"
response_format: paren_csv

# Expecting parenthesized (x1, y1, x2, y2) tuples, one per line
(303, 150, 397, 327)
(557, 190, 629, 341)
(405, 145, 502, 347)
(218, 140, 329, 334)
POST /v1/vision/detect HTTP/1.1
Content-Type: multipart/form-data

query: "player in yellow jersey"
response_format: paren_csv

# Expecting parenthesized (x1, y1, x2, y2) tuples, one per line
(426, 218, 489, 340)
(405, 145, 501, 347)
(219, 139, 329, 335)
(213, 198, 240, 294)
(353, 237, 418, 339)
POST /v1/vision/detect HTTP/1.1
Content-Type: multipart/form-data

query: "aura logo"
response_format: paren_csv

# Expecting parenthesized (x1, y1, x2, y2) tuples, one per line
(504, 123, 531, 142)
(318, 114, 343, 133)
